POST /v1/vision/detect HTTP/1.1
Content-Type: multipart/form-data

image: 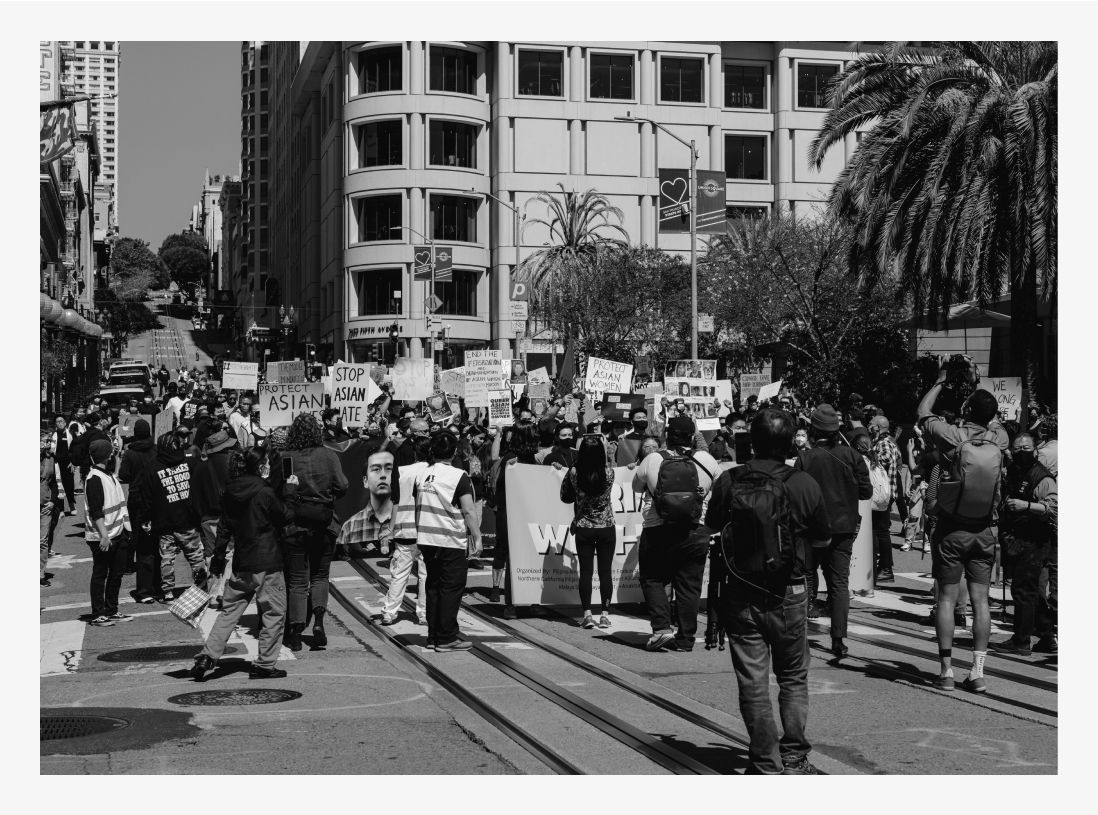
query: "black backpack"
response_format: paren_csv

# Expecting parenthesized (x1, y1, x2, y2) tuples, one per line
(717, 466, 796, 576)
(653, 449, 712, 525)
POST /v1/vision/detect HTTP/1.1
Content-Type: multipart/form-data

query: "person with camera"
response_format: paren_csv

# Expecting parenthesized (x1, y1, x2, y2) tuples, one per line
(917, 357, 1009, 693)
(992, 432, 1057, 655)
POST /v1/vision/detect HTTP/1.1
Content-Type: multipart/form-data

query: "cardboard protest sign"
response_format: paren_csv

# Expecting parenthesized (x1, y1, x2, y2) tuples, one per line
(266, 360, 306, 384)
(584, 356, 633, 396)
(487, 389, 513, 426)
(757, 379, 783, 403)
(528, 380, 552, 399)
(439, 367, 465, 398)
(978, 376, 1023, 421)
(221, 361, 259, 391)
(507, 358, 528, 384)
(464, 349, 506, 407)
(258, 382, 326, 428)
(331, 362, 382, 427)
(601, 393, 647, 422)
(527, 367, 550, 385)
(665, 359, 717, 381)
(425, 392, 456, 424)
(153, 408, 175, 442)
(530, 397, 550, 418)
(118, 412, 141, 439)
(738, 373, 770, 402)
(392, 358, 434, 400)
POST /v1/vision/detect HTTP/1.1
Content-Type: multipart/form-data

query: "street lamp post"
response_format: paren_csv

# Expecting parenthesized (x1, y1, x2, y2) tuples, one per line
(391, 225, 436, 367)
(476, 188, 526, 364)
(615, 113, 699, 359)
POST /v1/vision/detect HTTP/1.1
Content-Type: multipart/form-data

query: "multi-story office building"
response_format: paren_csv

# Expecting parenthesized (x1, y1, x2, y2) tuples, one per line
(191, 170, 232, 292)
(58, 40, 119, 231)
(263, 41, 869, 367)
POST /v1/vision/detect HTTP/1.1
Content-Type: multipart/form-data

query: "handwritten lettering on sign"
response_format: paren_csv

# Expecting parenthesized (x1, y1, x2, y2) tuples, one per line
(392, 358, 434, 400)
(487, 390, 513, 426)
(331, 363, 381, 427)
(978, 377, 1023, 421)
(584, 356, 633, 397)
(464, 349, 506, 407)
(259, 383, 326, 428)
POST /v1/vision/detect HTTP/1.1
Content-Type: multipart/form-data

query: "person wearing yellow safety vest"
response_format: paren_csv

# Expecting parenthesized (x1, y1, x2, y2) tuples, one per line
(413, 432, 482, 652)
(84, 439, 133, 627)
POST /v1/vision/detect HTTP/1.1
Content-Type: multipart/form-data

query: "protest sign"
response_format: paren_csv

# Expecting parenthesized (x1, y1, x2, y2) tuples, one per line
(978, 376, 1023, 421)
(658, 379, 720, 430)
(601, 393, 647, 422)
(439, 367, 465, 398)
(487, 390, 513, 426)
(258, 382, 325, 428)
(584, 356, 633, 396)
(530, 397, 550, 418)
(528, 380, 552, 399)
(266, 360, 306, 384)
(331, 362, 381, 427)
(464, 349, 506, 407)
(715, 379, 734, 405)
(425, 392, 456, 424)
(153, 408, 175, 441)
(738, 372, 770, 402)
(508, 358, 528, 384)
(528, 366, 550, 385)
(665, 359, 717, 381)
(221, 361, 259, 391)
(757, 379, 783, 403)
(392, 358, 434, 400)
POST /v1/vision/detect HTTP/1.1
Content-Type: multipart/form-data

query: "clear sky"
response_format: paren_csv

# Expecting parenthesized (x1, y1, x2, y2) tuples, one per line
(118, 41, 240, 248)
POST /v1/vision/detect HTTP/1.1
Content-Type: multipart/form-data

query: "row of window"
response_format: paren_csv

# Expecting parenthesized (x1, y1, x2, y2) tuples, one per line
(352, 45, 840, 109)
(358, 268, 478, 316)
(355, 194, 478, 244)
(71, 41, 116, 50)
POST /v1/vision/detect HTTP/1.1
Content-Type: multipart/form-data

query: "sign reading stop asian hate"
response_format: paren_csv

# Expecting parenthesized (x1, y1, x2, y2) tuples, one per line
(391, 358, 434, 400)
(331, 363, 382, 427)
(258, 382, 326, 428)
(584, 356, 633, 396)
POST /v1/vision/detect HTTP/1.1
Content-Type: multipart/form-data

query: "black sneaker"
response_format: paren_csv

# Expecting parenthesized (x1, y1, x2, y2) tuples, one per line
(40, 577, 51, 587)
(249, 664, 288, 679)
(489, 586, 501, 603)
(191, 654, 215, 681)
(830, 639, 848, 659)
(781, 755, 821, 775)
(807, 601, 820, 620)
(1033, 636, 1058, 654)
(875, 570, 895, 584)
(434, 640, 473, 652)
(991, 637, 1032, 656)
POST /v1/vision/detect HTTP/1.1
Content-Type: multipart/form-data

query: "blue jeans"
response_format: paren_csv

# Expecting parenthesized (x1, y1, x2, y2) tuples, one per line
(719, 580, 811, 774)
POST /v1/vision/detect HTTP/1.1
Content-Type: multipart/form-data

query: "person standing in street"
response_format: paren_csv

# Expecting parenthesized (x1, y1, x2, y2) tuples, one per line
(379, 438, 429, 626)
(869, 414, 902, 582)
(795, 404, 872, 658)
(83, 440, 133, 626)
(705, 409, 832, 775)
(156, 364, 170, 397)
(191, 448, 298, 681)
(40, 434, 62, 587)
(560, 435, 617, 629)
(414, 432, 482, 651)
(117, 419, 160, 603)
(51, 415, 77, 515)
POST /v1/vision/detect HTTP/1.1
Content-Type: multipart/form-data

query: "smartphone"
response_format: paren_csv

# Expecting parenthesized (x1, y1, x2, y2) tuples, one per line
(733, 431, 754, 464)
(282, 457, 294, 480)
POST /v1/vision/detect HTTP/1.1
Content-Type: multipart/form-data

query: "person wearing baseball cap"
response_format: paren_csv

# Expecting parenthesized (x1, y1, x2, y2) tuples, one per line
(84, 439, 132, 626)
(631, 414, 720, 652)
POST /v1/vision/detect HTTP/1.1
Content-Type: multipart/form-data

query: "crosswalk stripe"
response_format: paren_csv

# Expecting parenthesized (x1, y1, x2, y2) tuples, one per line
(41, 620, 86, 676)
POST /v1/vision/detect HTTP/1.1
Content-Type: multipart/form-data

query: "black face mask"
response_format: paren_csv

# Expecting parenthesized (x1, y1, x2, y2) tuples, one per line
(558, 437, 573, 447)
(633, 420, 649, 433)
(1012, 451, 1036, 470)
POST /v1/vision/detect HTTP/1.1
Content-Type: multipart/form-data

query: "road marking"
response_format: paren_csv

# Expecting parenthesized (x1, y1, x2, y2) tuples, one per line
(910, 728, 1052, 767)
(41, 620, 86, 676)
(197, 599, 296, 662)
(44, 554, 92, 570)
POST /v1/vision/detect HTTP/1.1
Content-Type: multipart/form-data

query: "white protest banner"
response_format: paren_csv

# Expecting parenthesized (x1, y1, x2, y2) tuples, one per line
(266, 360, 306, 384)
(439, 367, 466, 398)
(738, 373, 770, 401)
(464, 349, 506, 407)
(331, 362, 382, 427)
(978, 376, 1023, 421)
(258, 382, 326, 428)
(391, 357, 434, 400)
(528, 367, 550, 385)
(757, 379, 783, 403)
(584, 356, 633, 396)
(715, 379, 734, 405)
(487, 389, 513, 426)
(153, 408, 175, 441)
(221, 361, 259, 391)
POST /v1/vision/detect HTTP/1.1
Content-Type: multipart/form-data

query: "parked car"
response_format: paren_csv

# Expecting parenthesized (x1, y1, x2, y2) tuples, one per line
(97, 385, 150, 413)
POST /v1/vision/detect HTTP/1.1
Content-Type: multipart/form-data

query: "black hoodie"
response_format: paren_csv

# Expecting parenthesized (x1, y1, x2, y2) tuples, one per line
(118, 437, 157, 485)
(131, 448, 201, 534)
(215, 474, 294, 573)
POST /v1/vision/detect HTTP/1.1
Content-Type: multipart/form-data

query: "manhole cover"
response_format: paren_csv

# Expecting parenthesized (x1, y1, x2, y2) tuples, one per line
(167, 689, 303, 707)
(41, 714, 129, 741)
(98, 645, 244, 663)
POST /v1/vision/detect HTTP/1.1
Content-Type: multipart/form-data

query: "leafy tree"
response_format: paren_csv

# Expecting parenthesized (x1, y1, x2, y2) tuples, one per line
(109, 236, 166, 296)
(159, 231, 209, 255)
(158, 231, 210, 298)
(94, 287, 162, 348)
(701, 214, 916, 413)
(810, 41, 1057, 402)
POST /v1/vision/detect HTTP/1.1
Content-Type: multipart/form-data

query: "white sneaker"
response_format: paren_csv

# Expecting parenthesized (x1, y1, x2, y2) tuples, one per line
(380, 612, 397, 626)
(900, 542, 911, 552)
(645, 631, 675, 651)
(106, 613, 133, 622)
(581, 614, 596, 629)
(598, 613, 612, 629)
(88, 616, 114, 627)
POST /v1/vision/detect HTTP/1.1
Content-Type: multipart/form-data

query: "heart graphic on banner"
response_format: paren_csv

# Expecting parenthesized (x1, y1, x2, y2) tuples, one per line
(414, 250, 432, 267)
(660, 177, 689, 205)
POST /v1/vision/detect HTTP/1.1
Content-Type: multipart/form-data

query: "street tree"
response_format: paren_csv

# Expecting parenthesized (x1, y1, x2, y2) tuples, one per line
(94, 287, 162, 349)
(701, 213, 915, 413)
(109, 236, 167, 296)
(810, 41, 1057, 402)
(158, 231, 210, 298)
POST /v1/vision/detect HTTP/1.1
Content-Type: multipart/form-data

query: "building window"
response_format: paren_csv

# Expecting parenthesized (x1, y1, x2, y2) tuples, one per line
(589, 52, 634, 100)
(434, 269, 478, 316)
(428, 120, 477, 168)
(660, 56, 704, 103)
(724, 64, 765, 109)
(517, 49, 562, 97)
(429, 46, 477, 95)
(359, 46, 402, 94)
(90, 41, 99, 49)
(724, 134, 767, 181)
(357, 268, 402, 315)
(797, 63, 839, 109)
(355, 120, 402, 168)
(726, 205, 769, 223)
(430, 195, 478, 242)
(355, 195, 402, 243)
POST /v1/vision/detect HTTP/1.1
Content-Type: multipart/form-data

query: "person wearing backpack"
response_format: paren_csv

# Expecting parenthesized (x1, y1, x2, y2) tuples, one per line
(795, 404, 872, 658)
(705, 409, 831, 775)
(917, 361, 1009, 693)
(631, 415, 720, 651)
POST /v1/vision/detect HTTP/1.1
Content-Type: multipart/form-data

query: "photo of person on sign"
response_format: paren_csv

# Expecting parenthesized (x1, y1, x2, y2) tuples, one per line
(510, 358, 527, 384)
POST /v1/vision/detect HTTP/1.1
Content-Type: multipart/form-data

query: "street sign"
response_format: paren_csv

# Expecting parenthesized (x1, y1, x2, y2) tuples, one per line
(510, 300, 528, 320)
(698, 313, 714, 333)
(433, 340, 445, 352)
(696, 170, 727, 234)
(511, 280, 528, 301)
(658, 168, 690, 233)
(412, 245, 433, 281)
(426, 294, 443, 312)
(511, 320, 526, 333)
(433, 247, 453, 282)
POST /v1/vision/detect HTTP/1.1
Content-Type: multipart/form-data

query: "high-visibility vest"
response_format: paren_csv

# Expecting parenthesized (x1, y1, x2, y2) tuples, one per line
(393, 461, 428, 540)
(413, 463, 466, 549)
(84, 468, 130, 542)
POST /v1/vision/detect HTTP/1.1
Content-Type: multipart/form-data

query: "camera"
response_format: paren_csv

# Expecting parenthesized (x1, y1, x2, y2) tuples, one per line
(942, 354, 979, 398)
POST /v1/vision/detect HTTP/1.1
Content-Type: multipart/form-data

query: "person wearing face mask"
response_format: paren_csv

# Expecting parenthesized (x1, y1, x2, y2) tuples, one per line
(543, 423, 578, 469)
(793, 426, 811, 453)
(992, 433, 1058, 656)
(615, 408, 651, 466)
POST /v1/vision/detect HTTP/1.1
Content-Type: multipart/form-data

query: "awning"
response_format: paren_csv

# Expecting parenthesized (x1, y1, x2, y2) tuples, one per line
(902, 300, 1011, 330)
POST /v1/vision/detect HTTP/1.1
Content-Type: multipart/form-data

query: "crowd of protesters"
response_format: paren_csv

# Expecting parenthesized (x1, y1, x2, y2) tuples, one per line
(41, 353, 1057, 774)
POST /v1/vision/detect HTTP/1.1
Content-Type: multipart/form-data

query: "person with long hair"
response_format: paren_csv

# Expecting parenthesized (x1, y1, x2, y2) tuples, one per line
(489, 424, 539, 608)
(191, 448, 299, 681)
(560, 435, 617, 629)
(278, 413, 348, 651)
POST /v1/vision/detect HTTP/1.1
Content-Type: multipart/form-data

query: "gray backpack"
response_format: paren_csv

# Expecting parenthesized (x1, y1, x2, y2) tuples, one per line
(933, 433, 1002, 524)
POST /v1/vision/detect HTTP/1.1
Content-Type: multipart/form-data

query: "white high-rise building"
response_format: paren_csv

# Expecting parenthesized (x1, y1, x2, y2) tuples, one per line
(59, 40, 120, 230)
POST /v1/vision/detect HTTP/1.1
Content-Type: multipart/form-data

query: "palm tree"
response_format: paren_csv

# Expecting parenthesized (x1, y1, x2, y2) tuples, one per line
(517, 184, 629, 355)
(810, 42, 1057, 401)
